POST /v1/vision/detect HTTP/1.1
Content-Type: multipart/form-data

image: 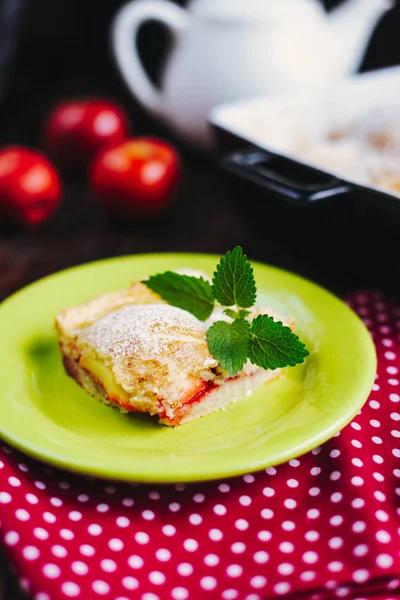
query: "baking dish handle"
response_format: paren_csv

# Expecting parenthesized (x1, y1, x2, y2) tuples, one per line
(220, 148, 353, 204)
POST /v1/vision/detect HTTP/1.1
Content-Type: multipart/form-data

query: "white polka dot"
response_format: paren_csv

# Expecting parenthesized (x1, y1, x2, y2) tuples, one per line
(328, 561, 343, 572)
(80, 545, 95, 556)
(201, 576, 217, 590)
(278, 563, 294, 575)
(4, 531, 19, 546)
(92, 579, 110, 596)
(114, 517, 129, 529)
(286, 478, 299, 489)
(42, 512, 56, 524)
(23, 546, 40, 560)
(109, 538, 124, 551)
(26, 493, 38, 504)
(369, 400, 380, 409)
(169, 502, 180, 512)
(387, 366, 398, 375)
(330, 515, 344, 526)
(282, 521, 295, 531)
(155, 548, 171, 562)
(372, 436, 383, 444)
(100, 559, 116, 572)
(389, 379, 399, 386)
(177, 563, 193, 576)
(60, 529, 74, 540)
(351, 422, 361, 430)
(122, 497, 134, 507)
(265, 467, 277, 475)
(261, 508, 274, 519)
(307, 509, 320, 519)
(214, 504, 227, 515)
(330, 449, 340, 458)
(8, 476, 21, 487)
(209, 528, 223, 541)
(310, 467, 321, 476)
(377, 553, 393, 568)
(184, 539, 198, 552)
(352, 521, 366, 533)
(390, 393, 400, 402)
(329, 537, 343, 549)
(16, 509, 30, 521)
(374, 491, 386, 502)
(175, 483, 185, 491)
(77, 494, 89, 503)
(51, 545, 67, 558)
(351, 440, 362, 448)
(43, 564, 60, 579)
(391, 430, 400, 438)
(142, 510, 155, 521)
(50, 497, 62, 507)
(279, 542, 294, 553)
(330, 471, 341, 481)
(235, 519, 249, 530)
(353, 569, 369, 583)
(204, 553, 219, 566)
(222, 592, 238, 600)
(188, 513, 202, 525)
(388, 579, 400, 589)
(284, 499, 297, 509)
(253, 551, 269, 564)
(171, 588, 189, 600)
(251, 576, 267, 589)
(351, 476, 364, 486)
(305, 531, 319, 542)
(219, 483, 230, 493)
(128, 555, 144, 569)
(331, 492, 342, 503)
(391, 412, 400, 421)
(141, 595, 159, 600)
(61, 582, 80, 597)
(122, 576, 139, 590)
(243, 474, 255, 483)
(149, 571, 165, 585)
(135, 531, 149, 545)
(289, 459, 300, 466)
(88, 524, 102, 536)
(303, 551, 318, 564)
(72, 561, 88, 575)
(353, 544, 368, 557)
(227, 564, 243, 577)
(376, 530, 391, 544)
(352, 498, 365, 509)
(393, 448, 400, 458)
(58, 481, 71, 490)
(231, 542, 246, 554)
(274, 582, 290, 595)
(262, 487, 274, 497)
(162, 525, 176, 536)
(34, 594, 50, 600)
(376, 510, 389, 522)
(300, 571, 316, 582)
(374, 472, 385, 482)
(370, 419, 381, 428)
(258, 530, 272, 541)
(96, 503, 109, 513)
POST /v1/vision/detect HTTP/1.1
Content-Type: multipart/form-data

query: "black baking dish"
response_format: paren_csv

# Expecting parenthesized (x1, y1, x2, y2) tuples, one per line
(209, 68, 400, 289)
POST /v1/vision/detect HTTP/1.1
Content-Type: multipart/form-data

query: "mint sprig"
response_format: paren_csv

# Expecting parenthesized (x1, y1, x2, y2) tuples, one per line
(143, 247, 309, 377)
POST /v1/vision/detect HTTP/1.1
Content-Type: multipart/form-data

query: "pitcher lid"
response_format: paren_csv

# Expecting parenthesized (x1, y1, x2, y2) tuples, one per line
(190, 0, 320, 22)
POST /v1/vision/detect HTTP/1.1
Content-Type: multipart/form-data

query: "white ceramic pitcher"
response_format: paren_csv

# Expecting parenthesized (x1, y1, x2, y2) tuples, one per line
(111, 0, 393, 149)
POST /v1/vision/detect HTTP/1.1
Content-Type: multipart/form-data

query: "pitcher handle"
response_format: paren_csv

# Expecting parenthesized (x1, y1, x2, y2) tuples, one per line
(111, 0, 188, 118)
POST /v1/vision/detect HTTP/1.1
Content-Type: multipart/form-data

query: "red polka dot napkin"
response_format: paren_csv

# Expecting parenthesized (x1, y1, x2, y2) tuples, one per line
(0, 290, 399, 600)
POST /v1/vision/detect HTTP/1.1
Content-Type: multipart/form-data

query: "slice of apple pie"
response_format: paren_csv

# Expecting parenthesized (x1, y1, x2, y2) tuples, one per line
(55, 272, 295, 426)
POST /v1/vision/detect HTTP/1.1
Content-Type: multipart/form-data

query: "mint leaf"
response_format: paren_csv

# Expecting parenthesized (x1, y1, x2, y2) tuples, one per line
(224, 308, 251, 319)
(206, 319, 251, 377)
(249, 314, 309, 370)
(143, 271, 214, 321)
(212, 246, 256, 309)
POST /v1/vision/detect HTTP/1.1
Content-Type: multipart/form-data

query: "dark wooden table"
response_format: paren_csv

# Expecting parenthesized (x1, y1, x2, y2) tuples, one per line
(1, 2, 400, 596)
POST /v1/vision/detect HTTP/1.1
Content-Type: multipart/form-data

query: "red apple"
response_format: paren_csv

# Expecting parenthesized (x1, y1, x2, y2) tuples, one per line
(43, 99, 129, 168)
(91, 138, 180, 218)
(0, 146, 62, 227)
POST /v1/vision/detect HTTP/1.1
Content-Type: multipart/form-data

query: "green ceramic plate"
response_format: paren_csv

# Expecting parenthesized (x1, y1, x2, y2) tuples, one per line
(0, 253, 376, 483)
